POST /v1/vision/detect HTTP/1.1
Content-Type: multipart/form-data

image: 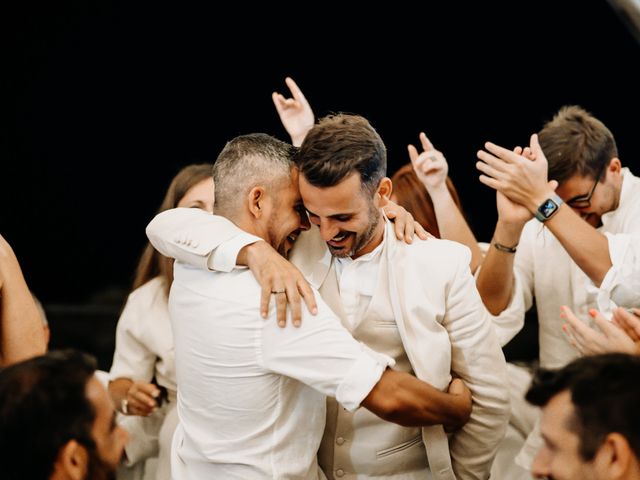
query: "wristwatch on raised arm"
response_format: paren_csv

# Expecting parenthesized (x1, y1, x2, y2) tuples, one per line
(534, 194, 564, 222)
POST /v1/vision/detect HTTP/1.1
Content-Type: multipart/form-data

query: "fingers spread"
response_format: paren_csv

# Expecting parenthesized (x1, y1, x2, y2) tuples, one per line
(407, 144, 419, 163)
(285, 77, 307, 104)
(419, 132, 434, 151)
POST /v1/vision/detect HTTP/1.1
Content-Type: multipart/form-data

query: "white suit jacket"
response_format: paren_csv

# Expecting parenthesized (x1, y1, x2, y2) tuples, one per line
(147, 209, 511, 480)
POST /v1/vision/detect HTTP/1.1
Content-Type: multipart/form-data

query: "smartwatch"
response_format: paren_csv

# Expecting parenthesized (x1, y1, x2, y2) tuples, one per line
(534, 194, 564, 222)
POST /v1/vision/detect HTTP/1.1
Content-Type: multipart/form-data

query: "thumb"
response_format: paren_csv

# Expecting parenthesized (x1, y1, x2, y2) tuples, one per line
(548, 180, 559, 191)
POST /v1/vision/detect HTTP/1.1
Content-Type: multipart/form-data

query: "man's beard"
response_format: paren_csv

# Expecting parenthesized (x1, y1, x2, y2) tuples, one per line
(329, 202, 380, 258)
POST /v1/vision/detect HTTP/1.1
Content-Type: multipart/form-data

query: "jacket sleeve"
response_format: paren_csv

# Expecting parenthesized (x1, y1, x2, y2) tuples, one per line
(109, 291, 156, 382)
(444, 253, 510, 480)
(145, 208, 261, 271)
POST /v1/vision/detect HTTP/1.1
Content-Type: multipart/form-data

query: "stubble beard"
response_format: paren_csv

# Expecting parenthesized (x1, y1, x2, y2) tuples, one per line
(328, 203, 380, 258)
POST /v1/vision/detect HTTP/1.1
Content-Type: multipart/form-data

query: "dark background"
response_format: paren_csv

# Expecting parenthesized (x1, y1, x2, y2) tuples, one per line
(3, 1, 639, 364)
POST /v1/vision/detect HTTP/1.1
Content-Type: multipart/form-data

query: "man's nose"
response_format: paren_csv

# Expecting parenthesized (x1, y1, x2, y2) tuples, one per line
(530, 448, 550, 479)
(319, 219, 339, 241)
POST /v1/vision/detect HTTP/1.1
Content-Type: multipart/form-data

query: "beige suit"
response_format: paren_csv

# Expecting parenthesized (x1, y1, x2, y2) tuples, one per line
(147, 210, 510, 480)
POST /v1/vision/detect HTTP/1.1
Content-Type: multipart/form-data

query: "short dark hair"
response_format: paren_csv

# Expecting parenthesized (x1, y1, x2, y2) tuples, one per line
(526, 353, 640, 461)
(213, 133, 295, 219)
(296, 114, 387, 193)
(540, 105, 618, 184)
(0, 349, 98, 479)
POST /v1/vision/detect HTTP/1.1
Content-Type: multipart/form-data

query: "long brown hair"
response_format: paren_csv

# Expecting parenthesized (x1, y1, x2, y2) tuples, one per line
(390, 163, 462, 238)
(132, 164, 213, 297)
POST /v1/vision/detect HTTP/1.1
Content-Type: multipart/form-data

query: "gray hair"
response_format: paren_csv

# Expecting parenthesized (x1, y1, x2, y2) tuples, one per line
(213, 133, 295, 220)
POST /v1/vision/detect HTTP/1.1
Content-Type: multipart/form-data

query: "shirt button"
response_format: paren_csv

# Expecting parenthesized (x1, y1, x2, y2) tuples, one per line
(335, 469, 345, 477)
(336, 437, 345, 446)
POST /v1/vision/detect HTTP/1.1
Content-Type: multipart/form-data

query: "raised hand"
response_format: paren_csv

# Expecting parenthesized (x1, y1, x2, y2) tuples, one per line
(407, 132, 448, 194)
(272, 77, 315, 147)
(476, 134, 554, 213)
(494, 146, 538, 227)
(561, 306, 639, 355)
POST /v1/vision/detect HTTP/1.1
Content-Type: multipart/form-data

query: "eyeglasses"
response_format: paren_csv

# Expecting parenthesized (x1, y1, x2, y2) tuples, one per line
(565, 166, 605, 208)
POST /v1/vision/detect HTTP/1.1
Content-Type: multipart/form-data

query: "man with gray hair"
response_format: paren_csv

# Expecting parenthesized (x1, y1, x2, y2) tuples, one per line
(149, 118, 512, 479)
(152, 133, 473, 479)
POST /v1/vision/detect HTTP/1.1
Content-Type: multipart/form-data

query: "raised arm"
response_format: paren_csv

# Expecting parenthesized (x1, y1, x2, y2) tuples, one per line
(272, 77, 315, 147)
(408, 133, 483, 272)
(475, 146, 535, 316)
(477, 134, 612, 286)
(0, 234, 46, 365)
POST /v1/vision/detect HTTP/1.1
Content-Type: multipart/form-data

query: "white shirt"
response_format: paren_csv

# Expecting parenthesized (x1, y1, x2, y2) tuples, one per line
(110, 276, 176, 391)
(334, 234, 384, 330)
(514, 168, 640, 369)
(599, 168, 640, 309)
(169, 262, 393, 480)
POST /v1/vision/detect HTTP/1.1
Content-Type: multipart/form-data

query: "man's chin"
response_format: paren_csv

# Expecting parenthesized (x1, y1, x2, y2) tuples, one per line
(327, 244, 353, 258)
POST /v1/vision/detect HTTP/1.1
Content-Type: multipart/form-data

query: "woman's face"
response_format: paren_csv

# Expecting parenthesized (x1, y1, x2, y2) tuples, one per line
(177, 177, 215, 213)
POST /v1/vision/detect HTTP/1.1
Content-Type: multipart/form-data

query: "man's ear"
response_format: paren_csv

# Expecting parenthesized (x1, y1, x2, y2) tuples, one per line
(594, 432, 633, 479)
(608, 157, 622, 174)
(248, 186, 266, 219)
(56, 440, 88, 480)
(374, 177, 393, 207)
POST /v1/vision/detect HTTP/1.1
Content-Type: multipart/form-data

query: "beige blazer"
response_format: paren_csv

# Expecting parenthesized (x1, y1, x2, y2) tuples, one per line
(290, 222, 509, 480)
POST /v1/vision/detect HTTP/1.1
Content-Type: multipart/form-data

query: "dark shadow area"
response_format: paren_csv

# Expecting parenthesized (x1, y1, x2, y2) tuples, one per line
(45, 286, 127, 370)
(4, 1, 639, 361)
(503, 306, 539, 364)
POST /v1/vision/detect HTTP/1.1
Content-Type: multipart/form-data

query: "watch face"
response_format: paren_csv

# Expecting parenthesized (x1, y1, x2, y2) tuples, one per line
(539, 199, 558, 218)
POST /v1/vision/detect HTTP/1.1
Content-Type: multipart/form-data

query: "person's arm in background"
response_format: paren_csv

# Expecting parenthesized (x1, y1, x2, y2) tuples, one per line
(108, 291, 163, 417)
(408, 133, 483, 273)
(272, 77, 315, 147)
(475, 146, 536, 316)
(477, 134, 611, 285)
(273, 78, 429, 245)
(0, 234, 46, 365)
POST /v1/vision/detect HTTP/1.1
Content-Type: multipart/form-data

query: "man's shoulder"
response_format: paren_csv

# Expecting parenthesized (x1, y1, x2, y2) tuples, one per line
(394, 235, 471, 266)
(173, 262, 260, 299)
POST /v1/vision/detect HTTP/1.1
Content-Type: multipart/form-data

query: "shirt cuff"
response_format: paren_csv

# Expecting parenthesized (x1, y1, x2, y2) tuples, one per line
(208, 232, 263, 272)
(335, 343, 395, 412)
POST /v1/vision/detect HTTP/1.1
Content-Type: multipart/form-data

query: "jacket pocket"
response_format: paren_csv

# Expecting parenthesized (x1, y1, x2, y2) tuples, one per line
(376, 434, 423, 458)
(374, 320, 398, 329)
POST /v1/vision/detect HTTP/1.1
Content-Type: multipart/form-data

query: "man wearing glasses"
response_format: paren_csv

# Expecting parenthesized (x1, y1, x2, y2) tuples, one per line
(475, 105, 640, 474)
